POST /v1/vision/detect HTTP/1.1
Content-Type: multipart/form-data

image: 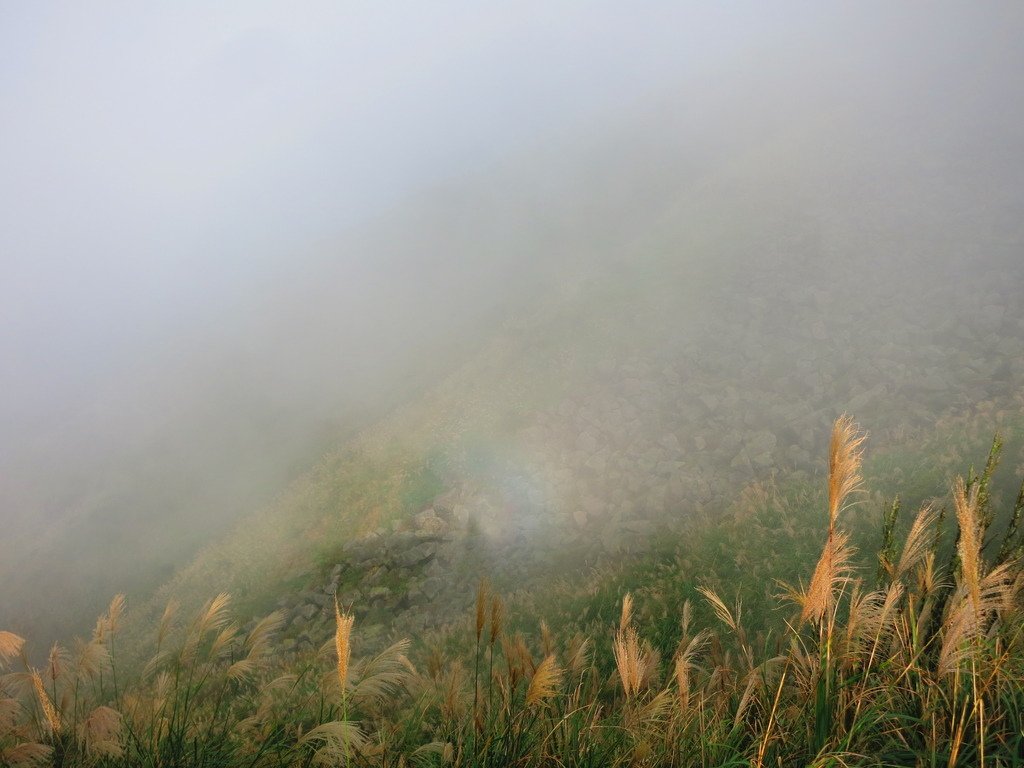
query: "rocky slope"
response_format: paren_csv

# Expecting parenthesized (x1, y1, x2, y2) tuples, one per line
(117, 109, 1024, 661)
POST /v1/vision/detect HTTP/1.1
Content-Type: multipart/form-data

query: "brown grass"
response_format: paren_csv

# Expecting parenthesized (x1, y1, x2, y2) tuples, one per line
(827, 414, 866, 528)
(2, 414, 1023, 766)
(613, 592, 656, 699)
(29, 670, 60, 735)
(0, 632, 24, 668)
(489, 595, 504, 647)
(525, 655, 562, 706)
(801, 415, 865, 626)
(475, 579, 489, 642)
(334, 597, 355, 692)
(953, 476, 982, 616)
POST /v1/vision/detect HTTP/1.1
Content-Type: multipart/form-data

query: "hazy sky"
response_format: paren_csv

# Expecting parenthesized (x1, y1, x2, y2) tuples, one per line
(1, 2, 764, 410)
(3, 1, 1022, 455)
(4, 1, 1024, 648)
(4, 1, 1020, 430)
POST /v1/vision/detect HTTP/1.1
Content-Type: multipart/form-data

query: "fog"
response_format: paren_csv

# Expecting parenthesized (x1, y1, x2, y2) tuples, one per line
(2, 3, 1023, 647)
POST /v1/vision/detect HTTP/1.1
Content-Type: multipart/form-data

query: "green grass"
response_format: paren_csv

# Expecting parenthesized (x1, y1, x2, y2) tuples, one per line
(4, 416, 1024, 766)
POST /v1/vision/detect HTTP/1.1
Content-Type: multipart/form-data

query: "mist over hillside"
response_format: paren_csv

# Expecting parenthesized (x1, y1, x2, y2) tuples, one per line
(2, 1, 1023, 664)
(6, 6, 1024, 766)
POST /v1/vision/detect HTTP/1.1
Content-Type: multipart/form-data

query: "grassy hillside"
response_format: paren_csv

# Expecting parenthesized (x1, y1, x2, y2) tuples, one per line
(121, 219, 1024, 662)
(3, 412, 1024, 766)
(3, 73, 1024, 765)
(5, 74, 1022, 652)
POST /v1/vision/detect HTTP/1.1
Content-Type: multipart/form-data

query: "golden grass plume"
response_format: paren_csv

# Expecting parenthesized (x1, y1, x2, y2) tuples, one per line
(0, 742, 53, 768)
(30, 669, 60, 735)
(334, 597, 355, 692)
(953, 476, 982, 615)
(489, 595, 504, 646)
(525, 655, 562, 706)
(0, 631, 25, 669)
(475, 579, 489, 642)
(828, 414, 866, 528)
(800, 530, 855, 625)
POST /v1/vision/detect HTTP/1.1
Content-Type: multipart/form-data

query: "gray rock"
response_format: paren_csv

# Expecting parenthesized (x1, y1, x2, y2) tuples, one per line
(421, 577, 445, 601)
(309, 593, 333, 608)
(395, 541, 438, 568)
(389, 531, 418, 550)
(414, 508, 448, 537)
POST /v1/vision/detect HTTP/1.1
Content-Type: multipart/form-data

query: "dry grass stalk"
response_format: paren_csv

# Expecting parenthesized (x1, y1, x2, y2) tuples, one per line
(30, 670, 60, 734)
(895, 505, 938, 581)
(46, 643, 68, 684)
(697, 586, 740, 634)
(953, 477, 982, 616)
(566, 635, 592, 677)
(80, 705, 123, 758)
(92, 594, 126, 644)
(680, 599, 693, 640)
(827, 415, 866, 528)
(801, 416, 865, 627)
(540, 620, 555, 657)
(525, 655, 562, 706)
(210, 625, 239, 658)
(613, 594, 639, 698)
(231, 612, 285, 683)
(639, 646, 662, 690)
(141, 649, 170, 682)
(0, 631, 25, 668)
(0, 742, 53, 768)
(633, 688, 672, 729)
(349, 639, 413, 705)
(297, 720, 367, 760)
(919, 551, 937, 595)
(334, 597, 355, 692)
(198, 593, 232, 636)
(514, 633, 535, 674)
(734, 666, 764, 728)
(620, 592, 634, 635)
(156, 599, 179, 651)
(245, 610, 286, 659)
(614, 594, 655, 699)
(614, 626, 643, 698)
(73, 638, 110, 681)
(409, 741, 454, 764)
(501, 634, 524, 690)
(475, 580, 489, 642)
(939, 560, 1019, 676)
(860, 582, 905, 670)
(0, 697, 19, 733)
(489, 595, 504, 646)
(182, 593, 231, 663)
(226, 657, 259, 684)
(674, 630, 709, 712)
(844, 580, 904, 659)
(801, 530, 855, 625)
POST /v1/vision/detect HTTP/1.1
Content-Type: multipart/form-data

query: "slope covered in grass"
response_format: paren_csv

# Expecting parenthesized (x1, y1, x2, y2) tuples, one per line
(4, 413, 1024, 766)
